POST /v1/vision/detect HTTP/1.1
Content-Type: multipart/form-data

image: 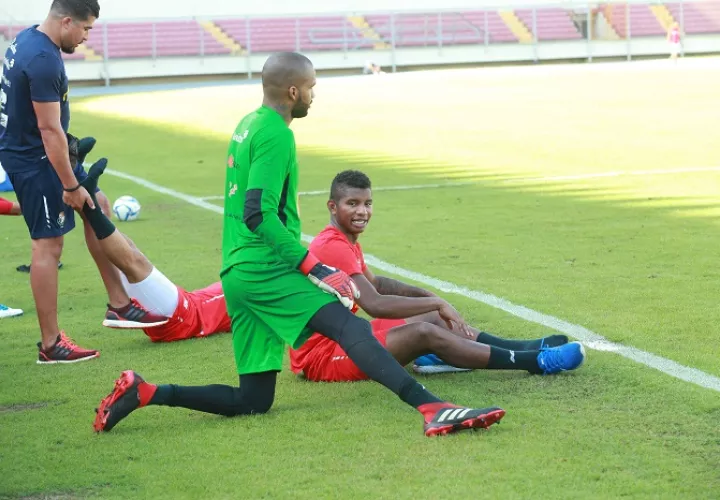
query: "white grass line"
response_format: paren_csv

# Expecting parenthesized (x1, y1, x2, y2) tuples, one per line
(504, 166, 720, 184)
(104, 168, 720, 393)
(197, 166, 720, 201)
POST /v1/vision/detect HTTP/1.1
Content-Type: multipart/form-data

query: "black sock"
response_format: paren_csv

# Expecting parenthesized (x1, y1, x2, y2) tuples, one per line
(149, 372, 277, 416)
(79, 158, 115, 240)
(308, 302, 443, 408)
(82, 197, 116, 240)
(477, 331, 568, 351)
(487, 346, 543, 374)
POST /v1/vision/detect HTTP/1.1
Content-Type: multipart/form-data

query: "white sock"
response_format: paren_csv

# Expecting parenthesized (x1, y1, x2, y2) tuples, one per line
(125, 267, 179, 317)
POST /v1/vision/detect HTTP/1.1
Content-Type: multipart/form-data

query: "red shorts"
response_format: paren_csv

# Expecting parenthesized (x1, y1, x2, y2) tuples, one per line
(310, 318, 407, 382)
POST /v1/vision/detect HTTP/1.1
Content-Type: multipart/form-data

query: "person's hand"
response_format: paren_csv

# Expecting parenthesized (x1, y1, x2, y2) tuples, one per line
(299, 253, 360, 309)
(63, 185, 94, 211)
(438, 301, 473, 337)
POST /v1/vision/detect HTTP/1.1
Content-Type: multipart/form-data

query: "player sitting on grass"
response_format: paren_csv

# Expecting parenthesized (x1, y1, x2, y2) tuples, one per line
(63, 157, 230, 342)
(289, 170, 586, 381)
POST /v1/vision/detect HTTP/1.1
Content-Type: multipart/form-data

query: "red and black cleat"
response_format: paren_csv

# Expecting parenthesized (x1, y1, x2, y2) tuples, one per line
(419, 402, 506, 437)
(93, 370, 156, 433)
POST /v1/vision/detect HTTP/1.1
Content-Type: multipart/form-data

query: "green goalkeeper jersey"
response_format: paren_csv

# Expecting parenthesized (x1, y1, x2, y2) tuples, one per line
(221, 105, 307, 275)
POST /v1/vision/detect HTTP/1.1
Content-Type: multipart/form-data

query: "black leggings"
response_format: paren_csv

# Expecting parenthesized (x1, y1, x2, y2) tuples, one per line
(152, 302, 441, 415)
(154, 371, 277, 416)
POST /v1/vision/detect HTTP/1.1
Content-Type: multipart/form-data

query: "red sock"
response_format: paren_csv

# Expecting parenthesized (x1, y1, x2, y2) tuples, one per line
(137, 381, 158, 407)
(417, 402, 459, 422)
(0, 197, 16, 215)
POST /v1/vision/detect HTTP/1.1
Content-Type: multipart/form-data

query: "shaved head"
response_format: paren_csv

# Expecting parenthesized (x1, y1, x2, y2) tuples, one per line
(261, 52, 316, 120)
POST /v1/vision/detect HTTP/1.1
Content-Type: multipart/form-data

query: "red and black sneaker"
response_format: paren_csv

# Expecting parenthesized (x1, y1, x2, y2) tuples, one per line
(419, 403, 506, 437)
(93, 370, 156, 433)
(103, 299, 169, 329)
(37, 331, 100, 364)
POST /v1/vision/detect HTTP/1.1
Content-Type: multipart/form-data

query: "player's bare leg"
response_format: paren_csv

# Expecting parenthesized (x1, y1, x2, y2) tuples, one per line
(31, 236, 64, 349)
(385, 321, 584, 375)
(406, 310, 568, 350)
(32, 236, 99, 363)
(81, 190, 130, 308)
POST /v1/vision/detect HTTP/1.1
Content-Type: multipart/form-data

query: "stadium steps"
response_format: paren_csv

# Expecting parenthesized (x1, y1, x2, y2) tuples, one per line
(650, 4, 676, 31)
(75, 43, 102, 61)
(347, 15, 390, 49)
(199, 20, 243, 55)
(498, 10, 533, 43)
(601, 4, 625, 39)
(594, 10, 621, 40)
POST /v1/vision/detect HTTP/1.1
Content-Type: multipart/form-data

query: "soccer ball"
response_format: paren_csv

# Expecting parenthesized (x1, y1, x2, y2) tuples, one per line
(112, 195, 141, 222)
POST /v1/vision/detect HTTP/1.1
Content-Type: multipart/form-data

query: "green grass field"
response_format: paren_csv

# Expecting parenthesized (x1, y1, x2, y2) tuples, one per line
(2, 59, 720, 499)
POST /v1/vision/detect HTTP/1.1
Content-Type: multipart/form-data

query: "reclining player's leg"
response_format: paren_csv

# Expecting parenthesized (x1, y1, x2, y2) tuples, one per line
(406, 310, 573, 373)
(72, 137, 131, 314)
(77, 159, 169, 329)
(384, 322, 585, 375)
(406, 310, 568, 350)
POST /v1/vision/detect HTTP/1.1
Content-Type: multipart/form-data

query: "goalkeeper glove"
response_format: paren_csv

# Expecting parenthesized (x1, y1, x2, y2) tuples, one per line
(299, 253, 360, 309)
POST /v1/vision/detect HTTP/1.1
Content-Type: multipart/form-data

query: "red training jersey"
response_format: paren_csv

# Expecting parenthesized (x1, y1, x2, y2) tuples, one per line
(290, 225, 368, 373)
(143, 281, 231, 342)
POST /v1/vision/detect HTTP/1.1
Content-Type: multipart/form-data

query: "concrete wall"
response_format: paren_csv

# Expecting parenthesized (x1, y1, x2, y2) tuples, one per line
(64, 35, 720, 84)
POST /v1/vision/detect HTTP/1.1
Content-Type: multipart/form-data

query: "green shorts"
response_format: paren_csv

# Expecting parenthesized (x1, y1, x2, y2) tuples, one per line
(221, 264, 337, 375)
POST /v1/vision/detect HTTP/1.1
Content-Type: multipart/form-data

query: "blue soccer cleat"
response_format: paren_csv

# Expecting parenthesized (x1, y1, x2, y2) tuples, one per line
(536, 341, 586, 375)
(412, 354, 472, 375)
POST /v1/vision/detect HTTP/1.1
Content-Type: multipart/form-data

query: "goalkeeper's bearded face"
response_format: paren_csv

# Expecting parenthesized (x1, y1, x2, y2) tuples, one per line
(329, 187, 373, 237)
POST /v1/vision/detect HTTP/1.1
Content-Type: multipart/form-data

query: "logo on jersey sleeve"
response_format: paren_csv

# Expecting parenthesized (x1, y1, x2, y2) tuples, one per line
(232, 130, 248, 143)
(227, 155, 234, 168)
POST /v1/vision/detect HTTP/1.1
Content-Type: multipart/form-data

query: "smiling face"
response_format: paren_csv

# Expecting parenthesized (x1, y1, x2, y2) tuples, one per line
(329, 186, 373, 238)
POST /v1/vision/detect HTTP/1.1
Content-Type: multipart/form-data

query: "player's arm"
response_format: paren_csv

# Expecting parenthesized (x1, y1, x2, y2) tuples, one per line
(28, 55, 93, 210)
(28, 55, 75, 191)
(363, 266, 436, 298)
(243, 129, 357, 307)
(352, 272, 451, 319)
(243, 127, 316, 267)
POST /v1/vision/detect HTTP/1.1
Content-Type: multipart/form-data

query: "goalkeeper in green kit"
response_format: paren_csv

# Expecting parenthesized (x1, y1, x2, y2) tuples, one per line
(93, 52, 505, 437)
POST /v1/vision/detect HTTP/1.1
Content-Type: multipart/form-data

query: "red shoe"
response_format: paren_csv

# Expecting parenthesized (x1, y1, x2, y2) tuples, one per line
(103, 299, 169, 329)
(94, 370, 156, 433)
(37, 331, 100, 364)
(419, 402, 506, 437)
